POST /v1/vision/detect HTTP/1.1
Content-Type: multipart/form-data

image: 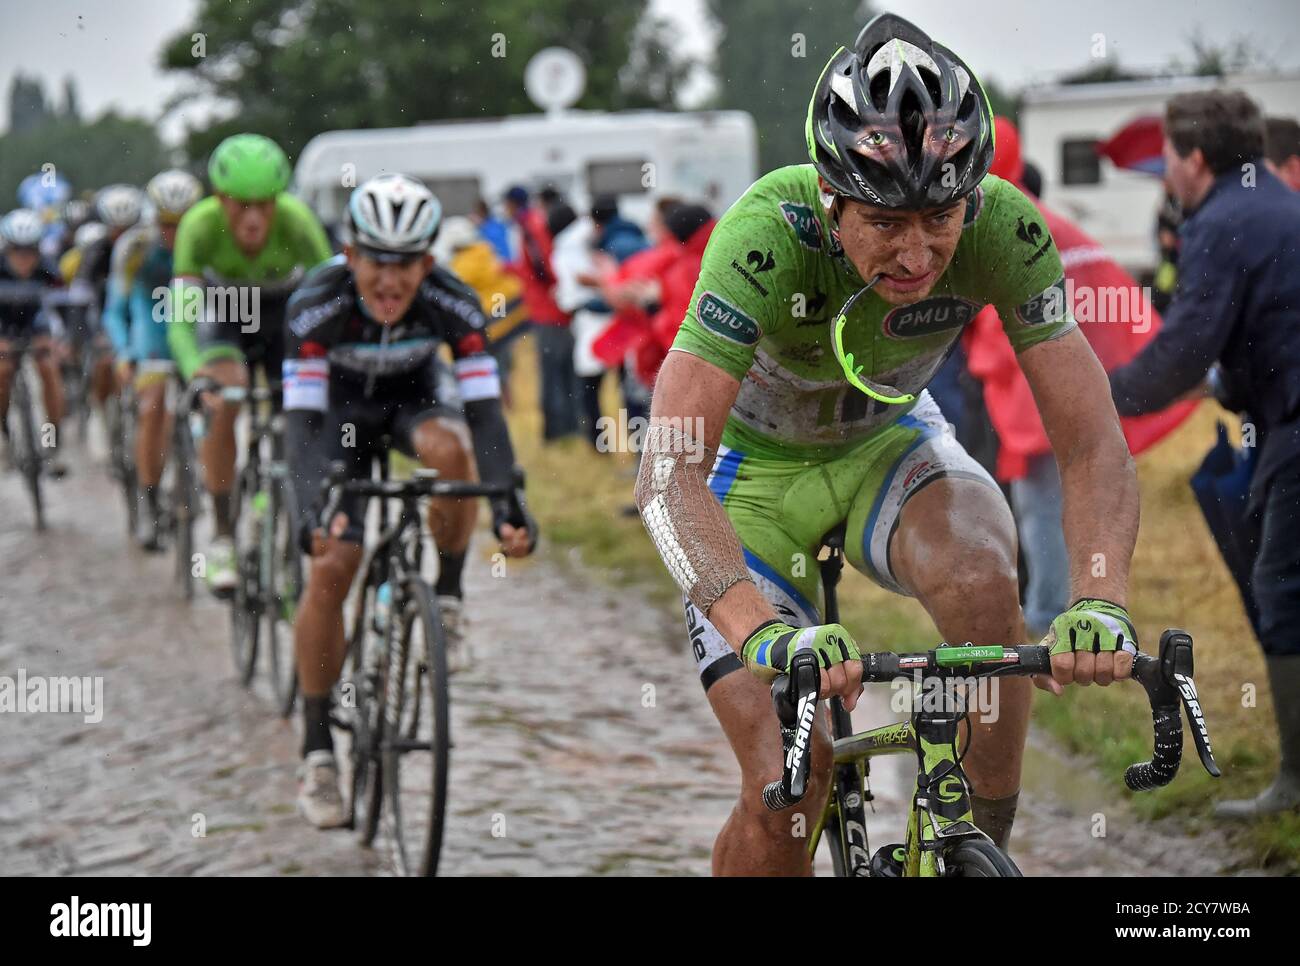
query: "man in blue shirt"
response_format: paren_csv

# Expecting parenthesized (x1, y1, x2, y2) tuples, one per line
(1110, 90, 1300, 819)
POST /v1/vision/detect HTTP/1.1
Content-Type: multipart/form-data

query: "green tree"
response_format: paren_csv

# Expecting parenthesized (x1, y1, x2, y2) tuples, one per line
(620, 14, 699, 109)
(1173, 29, 1271, 77)
(1059, 58, 1152, 86)
(7, 74, 52, 135)
(704, 0, 873, 172)
(160, 0, 689, 164)
(0, 113, 166, 207)
(60, 77, 81, 122)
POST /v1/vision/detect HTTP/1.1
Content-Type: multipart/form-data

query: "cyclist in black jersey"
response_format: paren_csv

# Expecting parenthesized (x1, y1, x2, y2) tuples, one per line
(284, 174, 537, 827)
(0, 209, 67, 474)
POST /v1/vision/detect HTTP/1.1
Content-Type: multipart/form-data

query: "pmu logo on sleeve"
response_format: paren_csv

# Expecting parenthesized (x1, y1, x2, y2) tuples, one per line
(1015, 278, 1069, 327)
(696, 292, 760, 346)
(882, 296, 980, 339)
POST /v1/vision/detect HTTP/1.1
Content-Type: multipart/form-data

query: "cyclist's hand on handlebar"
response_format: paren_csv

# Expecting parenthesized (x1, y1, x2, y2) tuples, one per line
(491, 494, 538, 557)
(1040, 597, 1137, 690)
(496, 523, 532, 558)
(307, 512, 351, 556)
(741, 620, 864, 710)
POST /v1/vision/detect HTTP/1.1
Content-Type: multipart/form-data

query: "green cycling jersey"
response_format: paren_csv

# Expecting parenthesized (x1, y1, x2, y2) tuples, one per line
(167, 193, 332, 378)
(671, 164, 1076, 461)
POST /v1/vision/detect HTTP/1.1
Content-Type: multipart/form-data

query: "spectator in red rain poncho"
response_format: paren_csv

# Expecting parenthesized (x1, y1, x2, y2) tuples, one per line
(591, 199, 715, 389)
(645, 204, 714, 382)
(963, 117, 1198, 637)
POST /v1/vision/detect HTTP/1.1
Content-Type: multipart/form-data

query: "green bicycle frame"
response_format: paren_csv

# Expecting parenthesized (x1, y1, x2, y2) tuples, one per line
(808, 664, 991, 876)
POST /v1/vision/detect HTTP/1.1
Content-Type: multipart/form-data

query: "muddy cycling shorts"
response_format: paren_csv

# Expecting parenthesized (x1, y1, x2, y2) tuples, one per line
(683, 391, 1000, 691)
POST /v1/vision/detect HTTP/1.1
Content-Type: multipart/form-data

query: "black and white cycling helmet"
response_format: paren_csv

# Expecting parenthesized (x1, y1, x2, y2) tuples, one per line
(806, 13, 995, 209)
(146, 170, 204, 223)
(95, 184, 145, 229)
(0, 208, 45, 249)
(344, 174, 442, 260)
(63, 198, 93, 230)
(74, 221, 110, 250)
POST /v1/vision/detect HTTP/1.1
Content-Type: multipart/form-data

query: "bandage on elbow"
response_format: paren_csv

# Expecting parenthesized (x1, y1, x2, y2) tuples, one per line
(633, 420, 753, 615)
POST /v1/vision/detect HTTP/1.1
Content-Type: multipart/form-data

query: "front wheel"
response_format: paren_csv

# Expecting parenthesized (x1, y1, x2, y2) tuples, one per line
(343, 566, 389, 844)
(11, 369, 46, 531)
(263, 474, 301, 717)
(229, 464, 262, 685)
(942, 838, 1022, 877)
(171, 413, 200, 601)
(382, 579, 450, 877)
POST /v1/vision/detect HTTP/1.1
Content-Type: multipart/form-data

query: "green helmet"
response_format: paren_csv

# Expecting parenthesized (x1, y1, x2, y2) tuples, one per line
(208, 133, 291, 201)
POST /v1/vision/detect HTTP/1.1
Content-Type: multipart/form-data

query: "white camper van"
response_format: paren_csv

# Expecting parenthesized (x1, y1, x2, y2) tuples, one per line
(293, 110, 758, 231)
(1020, 72, 1300, 275)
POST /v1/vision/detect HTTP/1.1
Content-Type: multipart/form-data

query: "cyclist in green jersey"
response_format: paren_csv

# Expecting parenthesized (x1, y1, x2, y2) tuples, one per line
(634, 13, 1141, 875)
(167, 133, 332, 596)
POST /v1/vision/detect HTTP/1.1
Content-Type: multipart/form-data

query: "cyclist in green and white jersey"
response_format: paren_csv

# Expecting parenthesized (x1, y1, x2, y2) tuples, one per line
(634, 13, 1141, 875)
(167, 133, 332, 595)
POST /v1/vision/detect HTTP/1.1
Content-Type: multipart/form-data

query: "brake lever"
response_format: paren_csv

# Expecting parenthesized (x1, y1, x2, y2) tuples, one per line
(1159, 629, 1220, 778)
(783, 651, 821, 802)
(317, 460, 349, 532)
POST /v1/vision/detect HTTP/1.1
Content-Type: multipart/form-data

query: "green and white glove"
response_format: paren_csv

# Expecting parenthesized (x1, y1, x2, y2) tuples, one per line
(1043, 598, 1139, 656)
(741, 619, 861, 679)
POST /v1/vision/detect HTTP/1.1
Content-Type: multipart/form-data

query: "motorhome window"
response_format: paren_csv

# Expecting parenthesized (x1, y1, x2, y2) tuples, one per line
(419, 176, 482, 217)
(587, 159, 650, 196)
(1061, 139, 1101, 185)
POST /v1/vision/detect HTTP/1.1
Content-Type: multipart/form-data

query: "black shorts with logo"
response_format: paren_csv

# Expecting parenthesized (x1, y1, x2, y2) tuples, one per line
(306, 361, 465, 546)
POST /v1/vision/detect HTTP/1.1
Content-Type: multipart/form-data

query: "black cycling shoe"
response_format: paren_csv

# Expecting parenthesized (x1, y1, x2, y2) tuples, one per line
(45, 447, 69, 478)
(869, 844, 906, 878)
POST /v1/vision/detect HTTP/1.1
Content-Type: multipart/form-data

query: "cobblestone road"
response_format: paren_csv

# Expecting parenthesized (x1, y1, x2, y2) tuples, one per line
(0, 450, 1246, 876)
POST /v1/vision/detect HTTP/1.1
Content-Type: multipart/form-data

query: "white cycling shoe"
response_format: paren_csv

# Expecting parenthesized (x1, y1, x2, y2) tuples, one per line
(206, 536, 237, 598)
(297, 750, 347, 829)
(438, 595, 471, 674)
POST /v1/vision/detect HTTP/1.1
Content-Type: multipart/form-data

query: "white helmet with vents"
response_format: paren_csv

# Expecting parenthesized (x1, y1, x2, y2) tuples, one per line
(146, 170, 204, 222)
(95, 184, 145, 229)
(0, 208, 45, 248)
(344, 173, 442, 259)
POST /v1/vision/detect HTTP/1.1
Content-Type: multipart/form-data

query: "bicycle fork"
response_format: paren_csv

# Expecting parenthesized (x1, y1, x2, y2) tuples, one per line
(819, 545, 875, 876)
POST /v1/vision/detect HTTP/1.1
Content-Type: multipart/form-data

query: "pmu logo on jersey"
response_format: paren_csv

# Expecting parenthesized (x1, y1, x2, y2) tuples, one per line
(1015, 278, 1068, 327)
(779, 200, 823, 250)
(882, 296, 979, 339)
(696, 292, 760, 346)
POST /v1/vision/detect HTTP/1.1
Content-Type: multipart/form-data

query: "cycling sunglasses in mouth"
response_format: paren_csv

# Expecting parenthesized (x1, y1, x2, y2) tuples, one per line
(830, 274, 916, 406)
